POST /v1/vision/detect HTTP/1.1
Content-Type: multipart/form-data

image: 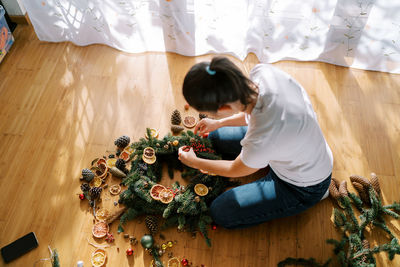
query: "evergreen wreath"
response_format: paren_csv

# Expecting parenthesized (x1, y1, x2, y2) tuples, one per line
(117, 128, 239, 246)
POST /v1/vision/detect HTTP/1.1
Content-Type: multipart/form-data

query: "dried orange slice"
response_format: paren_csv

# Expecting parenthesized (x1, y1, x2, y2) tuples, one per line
(150, 184, 166, 200)
(183, 115, 196, 128)
(168, 257, 181, 267)
(92, 222, 109, 238)
(119, 151, 130, 162)
(194, 184, 209, 196)
(90, 176, 103, 187)
(124, 146, 135, 154)
(106, 158, 117, 168)
(159, 188, 174, 204)
(143, 147, 155, 159)
(142, 155, 156, 164)
(91, 249, 106, 267)
(145, 128, 159, 139)
(109, 184, 121, 195)
(96, 209, 111, 222)
(96, 158, 107, 166)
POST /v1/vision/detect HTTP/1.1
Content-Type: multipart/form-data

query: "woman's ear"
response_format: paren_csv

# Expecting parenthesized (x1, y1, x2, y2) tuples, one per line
(217, 105, 232, 112)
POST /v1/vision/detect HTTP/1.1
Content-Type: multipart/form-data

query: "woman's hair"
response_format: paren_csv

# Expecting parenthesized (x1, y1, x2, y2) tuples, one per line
(182, 57, 258, 112)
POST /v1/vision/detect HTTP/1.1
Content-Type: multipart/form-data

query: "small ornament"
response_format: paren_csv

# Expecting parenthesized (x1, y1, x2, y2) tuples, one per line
(105, 232, 115, 243)
(114, 135, 130, 149)
(130, 237, 138, 245)
(150, 184, 167, 201)
(156, 142, 160, 147)
(167, 241, 173, 248)
(199, 113, 207, 120)
(172, 140, 179, 146)
(168, 257, 181, 267)
(171, 109, 182, 125)
(194, 184, 209, 196)
(162, 244, 167, 250)
(164, 144, 169, 150)
(114, 201, 118, 206)
(126, 248, 134, 256)
(171, 125, 184, 134)
(159, 249, 164, 256)
(82, 168, 95, 182)
(194, 196, 200, 202)
(92, 222, 109, 238)
(180, 186, 186, 193)
(184, 103, 189, 110)
(145, 215, 159, 236)
(181, 258, 189, 266)
(140, 234, 154, 249)
(109, 184, 121, 195)
(211, 223, 217, 230)
(183, 115, 197, 128)
(159, 188, 174, 204)
(79, 193, 85, 200)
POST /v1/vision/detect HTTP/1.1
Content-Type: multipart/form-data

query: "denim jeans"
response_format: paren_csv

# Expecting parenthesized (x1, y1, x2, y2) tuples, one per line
(208, 126, 331, 229)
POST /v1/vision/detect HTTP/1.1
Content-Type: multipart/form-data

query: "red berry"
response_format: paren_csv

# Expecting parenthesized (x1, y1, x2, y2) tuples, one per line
(79, 193, 85, 200)
(184, 104, 189, 110)
(181, 258, 189, 266)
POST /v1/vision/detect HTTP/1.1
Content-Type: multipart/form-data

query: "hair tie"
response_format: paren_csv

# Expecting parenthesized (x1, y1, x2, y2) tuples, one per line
(206, 66, 216, 75)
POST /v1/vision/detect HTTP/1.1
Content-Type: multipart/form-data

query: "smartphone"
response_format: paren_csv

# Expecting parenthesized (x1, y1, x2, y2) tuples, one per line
(1, 232, 39, 263)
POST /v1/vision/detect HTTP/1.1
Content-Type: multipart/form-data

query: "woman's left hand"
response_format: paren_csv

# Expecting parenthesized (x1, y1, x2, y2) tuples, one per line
(178, 146, 198, 168)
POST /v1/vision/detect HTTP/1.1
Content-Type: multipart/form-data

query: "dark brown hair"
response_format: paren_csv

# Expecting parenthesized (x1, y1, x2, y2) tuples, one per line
(182, 57, 257, 112)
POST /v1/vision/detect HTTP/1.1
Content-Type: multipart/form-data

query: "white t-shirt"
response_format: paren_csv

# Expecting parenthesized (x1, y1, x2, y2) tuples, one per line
(240, 64, 333, 187)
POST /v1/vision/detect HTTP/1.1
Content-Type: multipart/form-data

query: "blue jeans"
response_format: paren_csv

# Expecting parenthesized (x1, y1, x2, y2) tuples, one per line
(208, 127, 331, 229)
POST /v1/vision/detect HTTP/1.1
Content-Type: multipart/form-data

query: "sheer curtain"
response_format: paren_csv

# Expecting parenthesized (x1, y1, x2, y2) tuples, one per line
(22, 0, 400, 73)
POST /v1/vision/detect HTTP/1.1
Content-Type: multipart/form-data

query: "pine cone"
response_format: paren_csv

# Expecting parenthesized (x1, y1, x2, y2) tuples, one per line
(145, 215, 159, 235)
(370, 173, 381, 196)
(114, 135, 130, 149)
(350, 175, 371, 188)
(339, 180, 348, 197)
(81, 183, 90, 192)
(171, 125, 184, 134)
(352, 182, 370, 204)
(329, 178, 341, 200)
(199, 113, 207, 120)
(82, 168, 95, 182)
(115, 158, 126, 171)
(171, 109, 182, 125)
(89, 186, 102, 199)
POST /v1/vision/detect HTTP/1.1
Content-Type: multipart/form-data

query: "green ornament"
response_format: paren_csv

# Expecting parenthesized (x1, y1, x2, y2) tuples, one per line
(140, 234, 154, 249)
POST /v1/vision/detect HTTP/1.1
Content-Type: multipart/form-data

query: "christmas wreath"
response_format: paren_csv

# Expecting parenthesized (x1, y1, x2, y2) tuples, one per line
(79, 127, 239, 266)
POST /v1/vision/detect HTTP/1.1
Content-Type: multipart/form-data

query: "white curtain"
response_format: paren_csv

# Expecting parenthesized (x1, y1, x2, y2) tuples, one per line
(22, 0, 400, 73)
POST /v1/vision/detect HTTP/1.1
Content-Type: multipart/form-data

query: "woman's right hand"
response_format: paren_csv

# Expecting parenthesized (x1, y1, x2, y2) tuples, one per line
(194, 118, 221, 136)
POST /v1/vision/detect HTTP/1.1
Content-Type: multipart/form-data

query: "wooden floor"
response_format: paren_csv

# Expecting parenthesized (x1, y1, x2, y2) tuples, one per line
(0, 25, 399, 267)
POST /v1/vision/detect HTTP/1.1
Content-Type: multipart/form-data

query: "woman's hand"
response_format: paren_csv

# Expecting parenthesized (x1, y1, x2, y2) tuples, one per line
(178, 146, 198, 169)
(194, 118, 221, 135)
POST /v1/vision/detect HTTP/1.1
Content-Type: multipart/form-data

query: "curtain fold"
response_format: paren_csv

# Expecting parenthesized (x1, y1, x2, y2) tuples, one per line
(22, 0, 400, 73)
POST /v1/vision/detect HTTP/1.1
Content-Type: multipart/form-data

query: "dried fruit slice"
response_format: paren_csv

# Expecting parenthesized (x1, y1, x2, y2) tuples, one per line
(119, 151, 130, 162)
(143, 147, 155, 159)
(91, 249, 106, 267)
(150, 184, 167, 201)
(92, 222, 109, 238)
(145, 128, 159, 139)
(159, 188, 174, 204)
(109, 184, 121, 195)
(106, 158, 117, 168)
(96, 209, 111, 222)
(142, 155, 156, 164)
(183, 115, 197, 128)
(194, 184, 209, 196)
(90, 176, 103, 187)
(96, 158, 107, 167)
(168, 257, 181, 267)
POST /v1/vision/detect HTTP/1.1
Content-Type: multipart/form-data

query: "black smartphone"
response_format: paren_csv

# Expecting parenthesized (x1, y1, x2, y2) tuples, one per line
(1, 232, 39, 263)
